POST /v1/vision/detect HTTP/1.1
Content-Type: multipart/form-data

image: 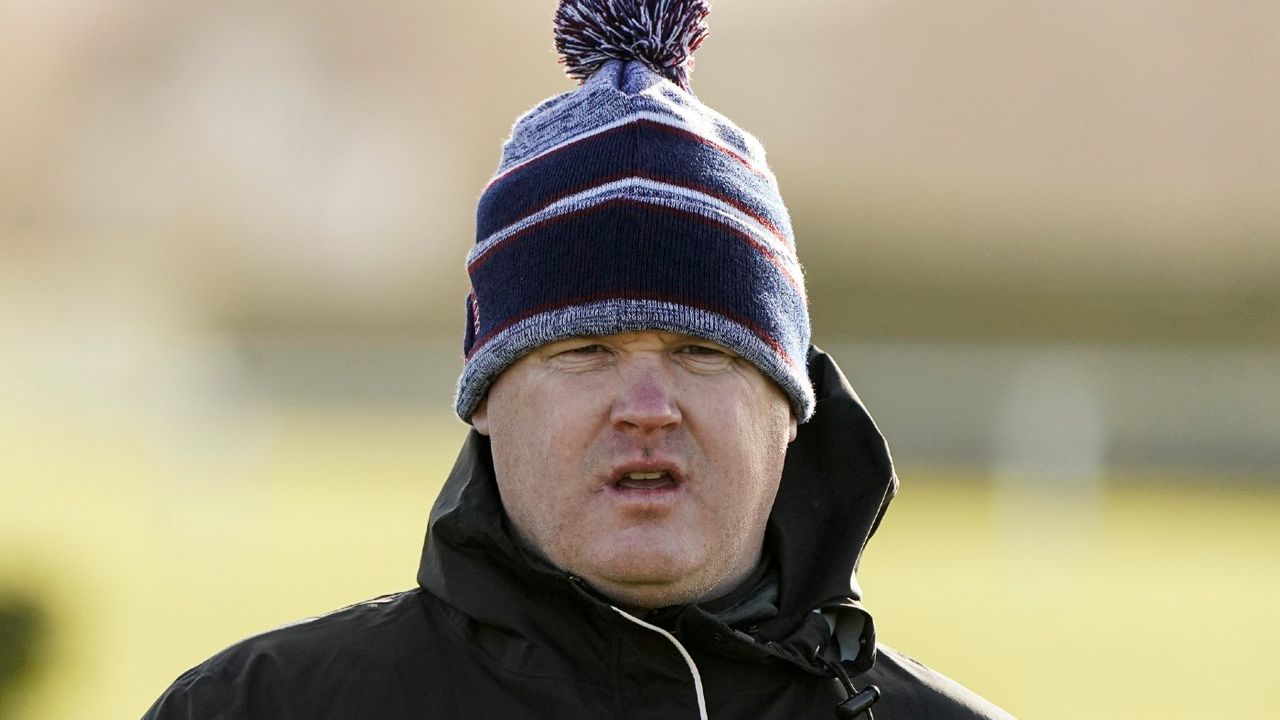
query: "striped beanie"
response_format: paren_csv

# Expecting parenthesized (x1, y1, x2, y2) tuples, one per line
(456, 0, 812, 422)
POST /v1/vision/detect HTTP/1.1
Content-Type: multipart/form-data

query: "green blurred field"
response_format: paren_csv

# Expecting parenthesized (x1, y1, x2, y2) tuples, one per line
(2, 409, 1278, 719)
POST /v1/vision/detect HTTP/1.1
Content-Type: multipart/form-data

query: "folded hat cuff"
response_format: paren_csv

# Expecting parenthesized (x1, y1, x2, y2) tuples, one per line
(455, 298, 814, 424)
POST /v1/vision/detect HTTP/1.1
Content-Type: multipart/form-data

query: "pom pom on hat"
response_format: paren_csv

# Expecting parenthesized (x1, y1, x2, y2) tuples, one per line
(554, 0, 711, 91)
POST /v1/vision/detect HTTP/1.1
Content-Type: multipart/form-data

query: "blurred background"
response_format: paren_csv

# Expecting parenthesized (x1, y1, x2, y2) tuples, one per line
(1, 0, 1277, 717)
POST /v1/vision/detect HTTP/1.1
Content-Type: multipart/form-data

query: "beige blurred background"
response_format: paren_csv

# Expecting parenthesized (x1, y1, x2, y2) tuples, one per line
(1, 1, 1278, 718)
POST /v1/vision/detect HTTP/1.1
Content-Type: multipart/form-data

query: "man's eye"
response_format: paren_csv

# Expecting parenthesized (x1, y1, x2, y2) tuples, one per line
(567, 344, 608, 354)
(556, 344, 612, 359)
(679, 344, 727, 356)
(547, 342, 613, 371)
(676, 345, 735, 369)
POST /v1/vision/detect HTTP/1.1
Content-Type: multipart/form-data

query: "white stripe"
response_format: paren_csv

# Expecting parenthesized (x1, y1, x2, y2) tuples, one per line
(468, 177, 801, 286)
(469, 177, 640, 264)
(490, 110, 775, 187)
(612, 607, 709, 720)
(475, 176, 792, 258)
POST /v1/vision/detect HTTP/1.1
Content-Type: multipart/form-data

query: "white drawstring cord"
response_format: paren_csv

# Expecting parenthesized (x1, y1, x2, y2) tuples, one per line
(611, 606, 710, 720)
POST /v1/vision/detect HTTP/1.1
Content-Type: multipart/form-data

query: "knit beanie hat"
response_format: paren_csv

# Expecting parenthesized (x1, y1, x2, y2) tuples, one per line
(455, 0, 813, 422)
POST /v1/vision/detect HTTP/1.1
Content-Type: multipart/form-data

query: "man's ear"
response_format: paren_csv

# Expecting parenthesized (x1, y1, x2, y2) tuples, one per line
(471, 397, 491, 436)
(788, 412, 798, 443)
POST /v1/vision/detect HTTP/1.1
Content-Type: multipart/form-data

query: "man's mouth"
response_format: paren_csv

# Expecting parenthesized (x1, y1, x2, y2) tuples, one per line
(614, 471, 679, 490)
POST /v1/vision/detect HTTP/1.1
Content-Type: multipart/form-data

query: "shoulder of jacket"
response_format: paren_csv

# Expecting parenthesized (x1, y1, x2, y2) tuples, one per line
(223, 589, 425, 662)
(142, 590, 428, 719)
(861, 644, 1017, 720)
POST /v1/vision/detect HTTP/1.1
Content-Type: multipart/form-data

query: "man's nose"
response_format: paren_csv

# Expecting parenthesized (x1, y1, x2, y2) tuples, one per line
(609, 371, 682, 437)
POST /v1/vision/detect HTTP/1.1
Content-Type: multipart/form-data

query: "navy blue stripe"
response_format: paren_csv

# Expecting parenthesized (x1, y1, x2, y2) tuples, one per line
(468, 202, 806, 352)
(476, 121, 792, 243)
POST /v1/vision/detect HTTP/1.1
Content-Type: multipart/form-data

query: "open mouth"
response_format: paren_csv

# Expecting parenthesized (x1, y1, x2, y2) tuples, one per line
(613, 471, 679, 491)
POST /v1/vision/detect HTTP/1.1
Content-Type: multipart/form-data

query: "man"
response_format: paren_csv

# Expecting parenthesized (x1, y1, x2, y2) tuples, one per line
(145, 1, 1013, 717)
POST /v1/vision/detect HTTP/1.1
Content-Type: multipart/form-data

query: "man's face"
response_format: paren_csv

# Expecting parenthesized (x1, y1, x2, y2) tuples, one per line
(472, 330, 797, 613)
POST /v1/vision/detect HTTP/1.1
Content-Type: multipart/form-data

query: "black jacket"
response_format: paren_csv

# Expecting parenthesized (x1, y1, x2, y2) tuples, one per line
(144, 349, 1014, 719)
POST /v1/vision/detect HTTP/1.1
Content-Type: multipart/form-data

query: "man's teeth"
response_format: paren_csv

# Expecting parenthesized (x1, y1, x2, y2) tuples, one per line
(616, 471, 673, 489)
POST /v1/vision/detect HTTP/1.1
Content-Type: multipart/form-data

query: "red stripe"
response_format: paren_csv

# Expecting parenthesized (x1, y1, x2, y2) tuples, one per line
(488, 171, 793, 251)
(468, 197, 803, 293)
(636, 172, 793, 249)
(637, 119, 772, 181)
(467, 201, 611, 274)
(465, 292, 795, 369)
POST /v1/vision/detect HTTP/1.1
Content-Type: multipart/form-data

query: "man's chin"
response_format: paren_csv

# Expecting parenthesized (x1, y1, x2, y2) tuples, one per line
(589, 578, 702, 615)
(573, 554, 716, 611)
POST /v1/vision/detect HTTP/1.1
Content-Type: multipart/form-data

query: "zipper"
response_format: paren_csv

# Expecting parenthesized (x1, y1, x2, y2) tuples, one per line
(611, 606, 709, 720)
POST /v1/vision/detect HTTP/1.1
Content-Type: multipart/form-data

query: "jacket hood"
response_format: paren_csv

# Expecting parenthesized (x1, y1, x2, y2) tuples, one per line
(417, 346, 898, 671)
(763, 347, 899, 634)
